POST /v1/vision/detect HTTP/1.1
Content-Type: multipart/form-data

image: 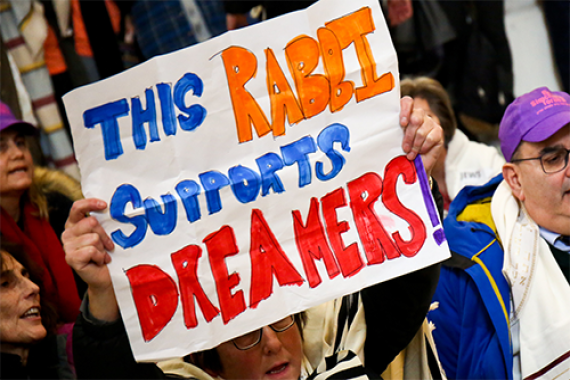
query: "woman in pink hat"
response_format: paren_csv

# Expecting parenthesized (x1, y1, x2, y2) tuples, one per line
(0, 101, 82, 324)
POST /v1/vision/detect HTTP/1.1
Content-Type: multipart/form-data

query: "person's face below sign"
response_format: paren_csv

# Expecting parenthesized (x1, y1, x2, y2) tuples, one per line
(0, 128, 34, 198)
(213, 316, 303, 380)
(509, 124, 570, 235)
(0, 251, 47, 354)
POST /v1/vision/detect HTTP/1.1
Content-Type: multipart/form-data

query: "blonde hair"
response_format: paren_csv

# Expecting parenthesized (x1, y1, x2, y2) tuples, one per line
(27, 167, 83, 219)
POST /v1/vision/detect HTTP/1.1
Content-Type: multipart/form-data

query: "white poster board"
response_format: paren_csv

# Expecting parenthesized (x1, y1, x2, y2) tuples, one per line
(63, 0, 450, 361)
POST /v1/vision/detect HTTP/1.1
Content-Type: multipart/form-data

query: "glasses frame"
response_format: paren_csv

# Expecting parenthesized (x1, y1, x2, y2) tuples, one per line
(511, 147, 570, 174)
(232, 316, 296, 351)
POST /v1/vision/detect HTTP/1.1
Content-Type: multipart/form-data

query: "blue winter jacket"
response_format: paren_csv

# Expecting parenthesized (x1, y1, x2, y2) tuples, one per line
(429, 174, 513, 380)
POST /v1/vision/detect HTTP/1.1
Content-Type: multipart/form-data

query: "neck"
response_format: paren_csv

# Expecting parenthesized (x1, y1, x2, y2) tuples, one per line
(0, 194, 22, 222)
(1, 344, 30, 366)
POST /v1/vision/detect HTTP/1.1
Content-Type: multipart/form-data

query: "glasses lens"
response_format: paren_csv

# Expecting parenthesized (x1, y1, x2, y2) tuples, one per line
(270, 315, 295, 332)
(233, 330, 261, 350)
(541, 148, 569, 173)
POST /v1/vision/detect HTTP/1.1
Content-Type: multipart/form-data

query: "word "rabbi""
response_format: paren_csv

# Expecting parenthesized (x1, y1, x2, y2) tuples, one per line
(221, 6, 394, 143)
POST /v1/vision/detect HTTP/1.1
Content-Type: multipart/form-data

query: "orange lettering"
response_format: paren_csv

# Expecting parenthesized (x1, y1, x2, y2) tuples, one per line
(221, 47, 271, 143)
(285, 35, 330, 119)
(317, 27, 354, 112)
(326, 8, 394, 102)
(265, 48, 304, 136)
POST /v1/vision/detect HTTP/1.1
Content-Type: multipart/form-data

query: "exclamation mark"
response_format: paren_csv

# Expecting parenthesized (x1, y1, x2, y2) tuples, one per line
(414, 156, 445, 245)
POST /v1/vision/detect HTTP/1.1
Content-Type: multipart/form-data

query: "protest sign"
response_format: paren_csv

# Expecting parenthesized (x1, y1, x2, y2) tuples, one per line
(63, 0, 450, 361)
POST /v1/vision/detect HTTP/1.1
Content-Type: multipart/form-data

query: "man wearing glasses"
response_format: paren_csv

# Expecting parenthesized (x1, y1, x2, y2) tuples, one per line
(429, 87, 570, 380)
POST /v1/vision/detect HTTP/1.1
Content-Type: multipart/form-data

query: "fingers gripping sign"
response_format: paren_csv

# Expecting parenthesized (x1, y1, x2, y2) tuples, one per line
(63, 198, 119, 321)
(399, 96, 444, 178)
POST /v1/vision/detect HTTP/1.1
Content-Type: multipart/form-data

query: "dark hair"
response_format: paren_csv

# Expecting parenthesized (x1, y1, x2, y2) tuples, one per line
(185, 312, 307, 374)
(0, 239, 58, 335)
(510, 143, 523, 162)
(400, 77, 457, 150)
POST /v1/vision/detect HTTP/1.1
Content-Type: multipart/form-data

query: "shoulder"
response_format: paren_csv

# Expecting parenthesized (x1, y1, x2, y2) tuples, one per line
(444, 174, 503, 255)
(34, 167, 83, 202)
(35, 167, 83, 238)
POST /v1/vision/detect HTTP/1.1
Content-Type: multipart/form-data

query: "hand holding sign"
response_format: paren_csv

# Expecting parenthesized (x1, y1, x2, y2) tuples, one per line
(399, 96, 444, 177)
(63, 95, 445, 328)
(63, 0, 449, 360)
(63, 198, 118, 322)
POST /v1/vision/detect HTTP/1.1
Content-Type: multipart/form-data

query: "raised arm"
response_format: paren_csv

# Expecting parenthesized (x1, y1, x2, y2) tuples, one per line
(399, 95, 444, 177)
(62, 198, 118, 322)
(360, 96, 444, 375)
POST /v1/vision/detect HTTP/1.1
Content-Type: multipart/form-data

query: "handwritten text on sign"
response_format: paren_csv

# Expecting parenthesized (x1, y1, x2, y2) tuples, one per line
(64, 0, 449, 361)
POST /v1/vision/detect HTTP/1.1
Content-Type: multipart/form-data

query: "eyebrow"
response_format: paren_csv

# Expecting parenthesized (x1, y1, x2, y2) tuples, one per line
(538, 145, 565, 156)
(1, 270, 13, 278)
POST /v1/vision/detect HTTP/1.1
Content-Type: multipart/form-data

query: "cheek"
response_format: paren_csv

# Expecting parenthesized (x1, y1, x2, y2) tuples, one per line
(23, 150, 34, 168)
(0, 302, 18, 337)
(217, 345, 260, 379)
(283, 329, 303, 364)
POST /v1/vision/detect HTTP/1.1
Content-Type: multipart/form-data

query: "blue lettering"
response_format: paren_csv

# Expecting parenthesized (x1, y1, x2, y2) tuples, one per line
(173, 73, 207, 132)
(199, 171, 230, 215)
(109, 184, 147, 248)
(281, 136, 317, 188)
(144, 194, 177, 235)
(175, 180, 202, 223)
(228, 165, 261, 203)
(131, 89, 159, 150)
(156, 83, 177, 136)
(256, 153, 285, 196)
(316, 123, 350, 181)
(83, 99, 129, 160)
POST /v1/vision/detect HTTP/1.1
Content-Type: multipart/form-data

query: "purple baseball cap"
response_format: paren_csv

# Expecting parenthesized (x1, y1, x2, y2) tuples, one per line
(0, 101, 38, 135)
(499, 87, 570, 161)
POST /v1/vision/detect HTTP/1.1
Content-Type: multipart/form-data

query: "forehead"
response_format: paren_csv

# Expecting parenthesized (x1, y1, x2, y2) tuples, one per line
(0, 251, 21, 273)
(521, 124, 570, 153)
(0, 128, 25, 140)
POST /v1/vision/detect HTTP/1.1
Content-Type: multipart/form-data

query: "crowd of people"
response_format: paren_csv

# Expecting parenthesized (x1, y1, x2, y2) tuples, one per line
(1, 1, 569, 380)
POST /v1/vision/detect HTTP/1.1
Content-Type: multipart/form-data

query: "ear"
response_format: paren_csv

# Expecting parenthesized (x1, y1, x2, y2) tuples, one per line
(502, 163, 525, 202)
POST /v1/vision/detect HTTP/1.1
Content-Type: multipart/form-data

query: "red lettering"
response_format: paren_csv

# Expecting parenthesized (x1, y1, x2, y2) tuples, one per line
(250, 209, 304, 308)
(383, 156, 426, 257)
(203, 226, 246, 324)
(126, 265, 178, 342)
(347, 172, 401, 265)
(171, 245, 220, 329)
(292, 197, 340, 288)
(321, 188, 364, 277)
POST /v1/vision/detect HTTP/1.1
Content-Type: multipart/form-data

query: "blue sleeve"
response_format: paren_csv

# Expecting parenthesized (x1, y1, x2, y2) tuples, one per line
(430, 265, 509, 380)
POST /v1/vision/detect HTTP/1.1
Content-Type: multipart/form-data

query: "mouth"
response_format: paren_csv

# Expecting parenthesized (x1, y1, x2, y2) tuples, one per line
(9, 167, 28, 175)
(266, 362, 289, 376)
(21, 307, 41, 319)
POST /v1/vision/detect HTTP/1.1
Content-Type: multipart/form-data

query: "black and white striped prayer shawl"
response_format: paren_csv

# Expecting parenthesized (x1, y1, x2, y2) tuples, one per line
(308, 350, 372, 380)
(307, 293, 378, 380)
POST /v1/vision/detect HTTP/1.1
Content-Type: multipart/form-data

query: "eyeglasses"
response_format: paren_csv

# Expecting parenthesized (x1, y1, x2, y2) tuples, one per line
(232, 316, 296, 350)
(511, 147, 570, 174)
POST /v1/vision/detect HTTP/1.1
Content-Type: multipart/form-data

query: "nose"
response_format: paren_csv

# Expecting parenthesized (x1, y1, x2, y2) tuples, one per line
(22, 276, 40, 299)
(6, 140, 25, 158)
(261, 326, 283, 355)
